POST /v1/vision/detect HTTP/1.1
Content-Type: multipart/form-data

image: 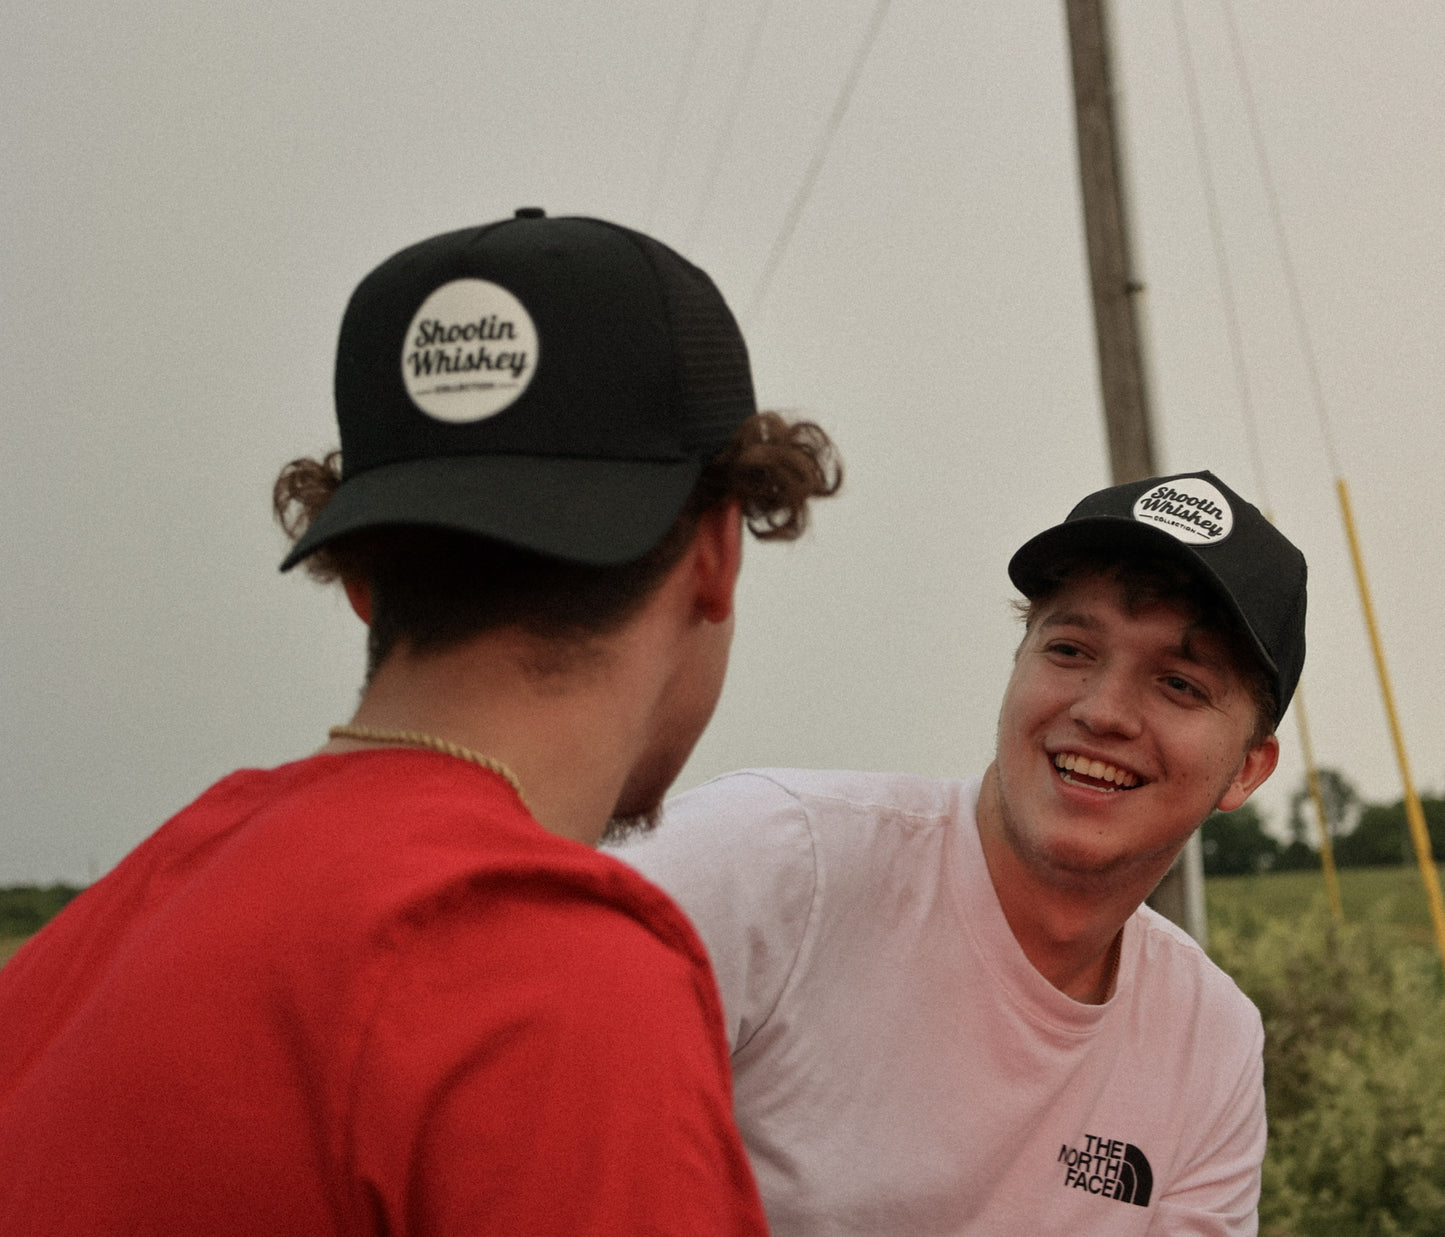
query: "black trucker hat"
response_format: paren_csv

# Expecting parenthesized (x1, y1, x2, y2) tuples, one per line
(281, 208, 757, 571)
(1008, 471, 1308, 725)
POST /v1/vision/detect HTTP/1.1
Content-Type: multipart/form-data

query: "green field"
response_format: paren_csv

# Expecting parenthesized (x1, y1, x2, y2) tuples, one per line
(1206, 863, 1445, 950)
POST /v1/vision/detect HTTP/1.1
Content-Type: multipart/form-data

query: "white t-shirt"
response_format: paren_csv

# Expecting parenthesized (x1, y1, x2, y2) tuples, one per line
(615, 769, 1265, 1237)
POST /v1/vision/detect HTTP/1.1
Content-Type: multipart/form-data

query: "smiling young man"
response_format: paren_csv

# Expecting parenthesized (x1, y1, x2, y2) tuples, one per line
(614, 471, 1306, 1236)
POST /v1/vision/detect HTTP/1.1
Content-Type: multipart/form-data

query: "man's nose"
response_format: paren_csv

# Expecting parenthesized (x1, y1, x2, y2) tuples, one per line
(1069, 667, 1144, 739)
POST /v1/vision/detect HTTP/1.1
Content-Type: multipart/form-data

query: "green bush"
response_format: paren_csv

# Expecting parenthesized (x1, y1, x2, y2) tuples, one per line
(1210, 905, 1445, 1235)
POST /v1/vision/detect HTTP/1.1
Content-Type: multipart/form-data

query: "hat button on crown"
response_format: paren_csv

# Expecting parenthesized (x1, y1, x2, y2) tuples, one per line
(514, 206, 546, 218)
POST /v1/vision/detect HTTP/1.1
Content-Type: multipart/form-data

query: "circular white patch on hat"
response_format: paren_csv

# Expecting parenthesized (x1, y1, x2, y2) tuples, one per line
(1131, 476, 1234, 545)
(401, 279, 539, 422)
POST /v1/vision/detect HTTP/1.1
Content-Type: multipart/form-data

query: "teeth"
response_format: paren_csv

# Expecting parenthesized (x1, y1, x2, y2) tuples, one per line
(1054, 753, 1140, 790)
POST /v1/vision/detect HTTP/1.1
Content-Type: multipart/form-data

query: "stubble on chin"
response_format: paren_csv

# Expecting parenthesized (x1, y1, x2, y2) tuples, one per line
(989, 766, 1133, 892)
(998, 785, 1190, 897)
(601, 806, 664, 846)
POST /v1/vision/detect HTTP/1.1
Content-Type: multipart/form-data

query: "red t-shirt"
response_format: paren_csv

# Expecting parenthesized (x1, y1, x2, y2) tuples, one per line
(0, 750, 766, 1235)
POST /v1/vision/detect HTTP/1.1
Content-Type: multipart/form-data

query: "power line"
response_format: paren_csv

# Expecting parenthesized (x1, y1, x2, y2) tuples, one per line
(684, 0, 775, 250)
(1218, 0, 1343, 476)
(747, 0, 894, 321)
(645, 0, 712, 232)
(1169, 0, 1270, 509)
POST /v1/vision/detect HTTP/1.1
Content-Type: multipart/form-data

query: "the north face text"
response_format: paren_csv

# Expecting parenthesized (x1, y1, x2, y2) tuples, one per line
(1058, 1135, 1153, 1207)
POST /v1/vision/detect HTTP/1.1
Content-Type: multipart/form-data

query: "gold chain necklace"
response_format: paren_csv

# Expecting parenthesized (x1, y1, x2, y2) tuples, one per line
(327, 725, 529, 811)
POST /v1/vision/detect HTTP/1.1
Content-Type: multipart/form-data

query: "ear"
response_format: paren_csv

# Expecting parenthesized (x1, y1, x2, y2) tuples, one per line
(1215, 733, 1280, 813)
(690, 502, 744, 624)
(342, 576, 373, 624)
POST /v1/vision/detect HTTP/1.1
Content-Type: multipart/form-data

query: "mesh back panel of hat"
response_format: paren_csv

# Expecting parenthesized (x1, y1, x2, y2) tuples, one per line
(632, 232, 756, 459)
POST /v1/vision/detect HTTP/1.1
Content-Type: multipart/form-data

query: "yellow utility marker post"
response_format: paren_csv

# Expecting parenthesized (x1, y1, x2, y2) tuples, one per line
(1291, 686, 1344, 924)
(1336, 476, 1445, 977)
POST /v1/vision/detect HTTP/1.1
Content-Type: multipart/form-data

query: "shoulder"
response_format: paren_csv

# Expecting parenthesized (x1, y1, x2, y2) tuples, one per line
(613, 768, 976, 913)
(1128, 903, 1263, 1049)
(386, 802, 720, 994)
(618, 763, 982, 890)
(350, 848, 761, 1233)
(678, 766, 973, 813)
(413, 852, 721, 1012)
(649, 767, 976, 842)
(226, 752, 724, 1017)
(609, 770, 979, 1048)
(363, 833, 731, 1072)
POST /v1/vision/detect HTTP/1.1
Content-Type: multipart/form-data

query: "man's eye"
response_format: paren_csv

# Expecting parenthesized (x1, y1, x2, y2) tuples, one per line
(1163, 675, 1205, 700)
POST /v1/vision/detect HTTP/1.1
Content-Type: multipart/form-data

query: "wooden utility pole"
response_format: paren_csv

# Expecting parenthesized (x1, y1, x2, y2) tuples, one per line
(1064, 0, 1206, 941)
(1065, 0, 1154, 481)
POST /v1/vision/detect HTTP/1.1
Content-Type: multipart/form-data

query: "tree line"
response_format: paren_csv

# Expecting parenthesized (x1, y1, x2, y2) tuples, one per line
(0, 884, 82, 938)
(1202, 768, 1445, 877)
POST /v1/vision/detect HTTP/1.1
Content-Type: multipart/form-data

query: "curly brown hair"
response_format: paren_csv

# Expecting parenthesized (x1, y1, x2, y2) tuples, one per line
(274, 411, 841, 675)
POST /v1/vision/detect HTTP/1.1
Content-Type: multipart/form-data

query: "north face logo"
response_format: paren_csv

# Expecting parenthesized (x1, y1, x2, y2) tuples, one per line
(1057, 1135, 1153, 1206)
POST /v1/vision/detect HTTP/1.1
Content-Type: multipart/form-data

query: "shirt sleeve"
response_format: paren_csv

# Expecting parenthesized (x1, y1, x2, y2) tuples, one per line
(348, 876, 768, 1236)
(1153, 999, 1266, 1236)
(611, 771, 819, 1053)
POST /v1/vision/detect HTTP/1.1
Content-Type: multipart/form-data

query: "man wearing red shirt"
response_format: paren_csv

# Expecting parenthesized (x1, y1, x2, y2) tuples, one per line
(0, 210, 840, 1235)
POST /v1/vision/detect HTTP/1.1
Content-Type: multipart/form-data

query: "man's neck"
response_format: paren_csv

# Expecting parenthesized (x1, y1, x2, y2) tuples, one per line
(973, 765, 1145, 1004)
(323, 631, 650, 847)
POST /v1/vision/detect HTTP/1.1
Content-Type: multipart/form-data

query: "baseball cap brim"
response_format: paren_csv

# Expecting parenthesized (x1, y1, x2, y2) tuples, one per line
(1008, 516, 1283, 698)
(280, 453, 703, 571)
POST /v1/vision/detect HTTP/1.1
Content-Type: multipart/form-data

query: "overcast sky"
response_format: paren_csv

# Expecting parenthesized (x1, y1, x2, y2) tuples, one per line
(4, 0, 1444, 885)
